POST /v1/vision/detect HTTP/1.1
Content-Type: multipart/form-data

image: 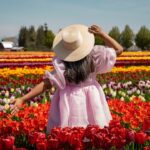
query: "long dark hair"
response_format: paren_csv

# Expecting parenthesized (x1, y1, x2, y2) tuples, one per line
(63, 55, 95, 84)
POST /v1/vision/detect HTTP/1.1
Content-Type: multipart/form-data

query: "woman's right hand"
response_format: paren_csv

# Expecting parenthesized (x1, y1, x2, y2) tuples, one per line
(10, 98, 24, 115)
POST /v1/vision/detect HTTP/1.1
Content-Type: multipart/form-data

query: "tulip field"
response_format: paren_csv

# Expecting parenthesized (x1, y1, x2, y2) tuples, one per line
(0, 51, 150, 150)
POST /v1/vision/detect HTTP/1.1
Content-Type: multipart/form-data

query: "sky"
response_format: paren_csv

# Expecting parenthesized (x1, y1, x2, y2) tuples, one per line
(0, 0, 150, 40)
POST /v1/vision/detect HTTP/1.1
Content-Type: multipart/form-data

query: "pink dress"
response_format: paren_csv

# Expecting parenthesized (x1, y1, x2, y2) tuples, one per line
(44, 45, 116, 133)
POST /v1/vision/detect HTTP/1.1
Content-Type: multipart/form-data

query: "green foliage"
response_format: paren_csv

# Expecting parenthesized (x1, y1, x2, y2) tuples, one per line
(18, 24, 150, 51)
(18, 26, 29, 47)
(28, 26, 36, 48)
(120, 25, 134, 49)
(18, 23, 55, 51)
(45, 30, 55, 48)
(135, 26, 150, 50)
(109, 26, 121, 43)
(36, 25, 45, 48)
(95, 35, 105, 45)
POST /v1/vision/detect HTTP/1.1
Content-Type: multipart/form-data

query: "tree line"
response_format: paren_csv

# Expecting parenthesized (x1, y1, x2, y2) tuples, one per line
(95, 25, 150, 50)
(18, 23, 55, 51)
(18, 24, 150, 51)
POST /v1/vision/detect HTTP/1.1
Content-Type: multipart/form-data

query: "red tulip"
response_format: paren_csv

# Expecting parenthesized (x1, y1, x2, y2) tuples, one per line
(59, 130, 72, 144)
(28, 132, 46, 145)
(127, 130, 135, 142)
(69, 132, 83, 149)
(36, 141, 47, 150)
(144, 146, 150, 150)
(36, 133, 46, 142)
(142, 120, 150, 131)
(93, 133, 104, 148)
(84, 125, 99, 139)
(47, 138, 59, 150)
(135, 132, 147, 145)
(1, 136, 15, 150)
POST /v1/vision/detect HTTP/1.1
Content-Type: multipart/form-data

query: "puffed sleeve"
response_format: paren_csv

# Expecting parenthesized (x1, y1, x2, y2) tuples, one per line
(92, 45, 116, 74)
(43, 57, 66, 89)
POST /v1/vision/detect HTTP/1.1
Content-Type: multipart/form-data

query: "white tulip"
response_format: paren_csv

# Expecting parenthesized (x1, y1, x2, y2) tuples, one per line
(112, 91, 117, 97)
(104, 89, 108, 94)
(145, 83, 150, 88)
(10, 88, 14, 93)
(33, 102, 38, 107)
(138, 95, 145, 102)
(3, 98, 10, 104)
(102, 84, 107, 89)
(5, 91, 9, 97)
(130, 95, 136, 101)
(4, 104, 10, 110)
(121, 92, 126, 97)
(120, 97, 124, 101)
(136, 90, 140, 94)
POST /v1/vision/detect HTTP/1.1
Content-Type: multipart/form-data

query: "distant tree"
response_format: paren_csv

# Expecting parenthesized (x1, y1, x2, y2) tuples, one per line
(36, 26, 45, 48)
(45, 30, 55, 48)
(135, 26, 150, 50)
(120, 25, 134, 50)
(95, 36, 105, 45)
(109, 26, 121, 43)
(28, 26, 36, 48)
(44, 23, 48, 35)
(43, 23, 55, 48)
(18, 26, 29, 47)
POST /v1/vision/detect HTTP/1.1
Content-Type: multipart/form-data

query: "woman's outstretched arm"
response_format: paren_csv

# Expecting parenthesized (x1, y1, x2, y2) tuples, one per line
(11, 78, 52, 115)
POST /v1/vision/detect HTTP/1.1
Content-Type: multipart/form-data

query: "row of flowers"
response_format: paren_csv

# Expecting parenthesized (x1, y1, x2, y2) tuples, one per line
(0, 66, 52, 78)
(0, 58, 52, 62)
(0, 97, 150, 149)
(1, 61, 150, 68)
(0, 52, 54, 59)
(0, 97, 149, 133)
(0, 60, 150, 67)
(0, 66, 150, 78)
(1, 57, 150, 61)
(119, 51, 150, 57)
(0, 51, 150, 58)
(0, 69, 149, 87)
(0, 52, 150, 67)
(0, 62, 53, 68)
(116, 60, 150, 66)
(0, 80, 149, 112)
(102, 80, 150, 102)
(0, 121, 150, 150)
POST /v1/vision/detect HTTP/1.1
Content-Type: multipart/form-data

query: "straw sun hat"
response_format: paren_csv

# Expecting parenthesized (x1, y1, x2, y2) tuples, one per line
(52, 24, 95, 62)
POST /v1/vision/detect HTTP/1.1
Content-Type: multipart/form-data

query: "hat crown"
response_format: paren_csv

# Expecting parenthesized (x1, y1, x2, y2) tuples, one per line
(62, 29, 83, 50)
(53, 24, 94, 62)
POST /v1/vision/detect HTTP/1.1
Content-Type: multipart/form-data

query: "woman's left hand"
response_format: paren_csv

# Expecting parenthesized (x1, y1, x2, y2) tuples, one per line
(88, 25, 103, 36)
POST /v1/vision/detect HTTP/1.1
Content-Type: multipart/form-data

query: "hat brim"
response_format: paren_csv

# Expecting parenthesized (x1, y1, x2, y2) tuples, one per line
(52, 24, 95, 62)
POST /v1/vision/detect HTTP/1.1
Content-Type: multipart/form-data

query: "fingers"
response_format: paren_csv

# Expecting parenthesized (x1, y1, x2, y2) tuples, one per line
(11, 105, 19, 115)
(89, 25, 100, 30)
(88, 28, 94, 33)
(88, 26, 96, 33)
(10, 98, 16, 104)
(90, 25, 99, 29)
(88, 28, 97, 35)
(88, 25, 101, 34)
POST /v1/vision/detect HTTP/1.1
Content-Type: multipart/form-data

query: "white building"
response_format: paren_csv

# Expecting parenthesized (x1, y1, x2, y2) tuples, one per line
(0, 41, 23, 51)
(1, 41, 14, 48)
(127, 42, 141, 51)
